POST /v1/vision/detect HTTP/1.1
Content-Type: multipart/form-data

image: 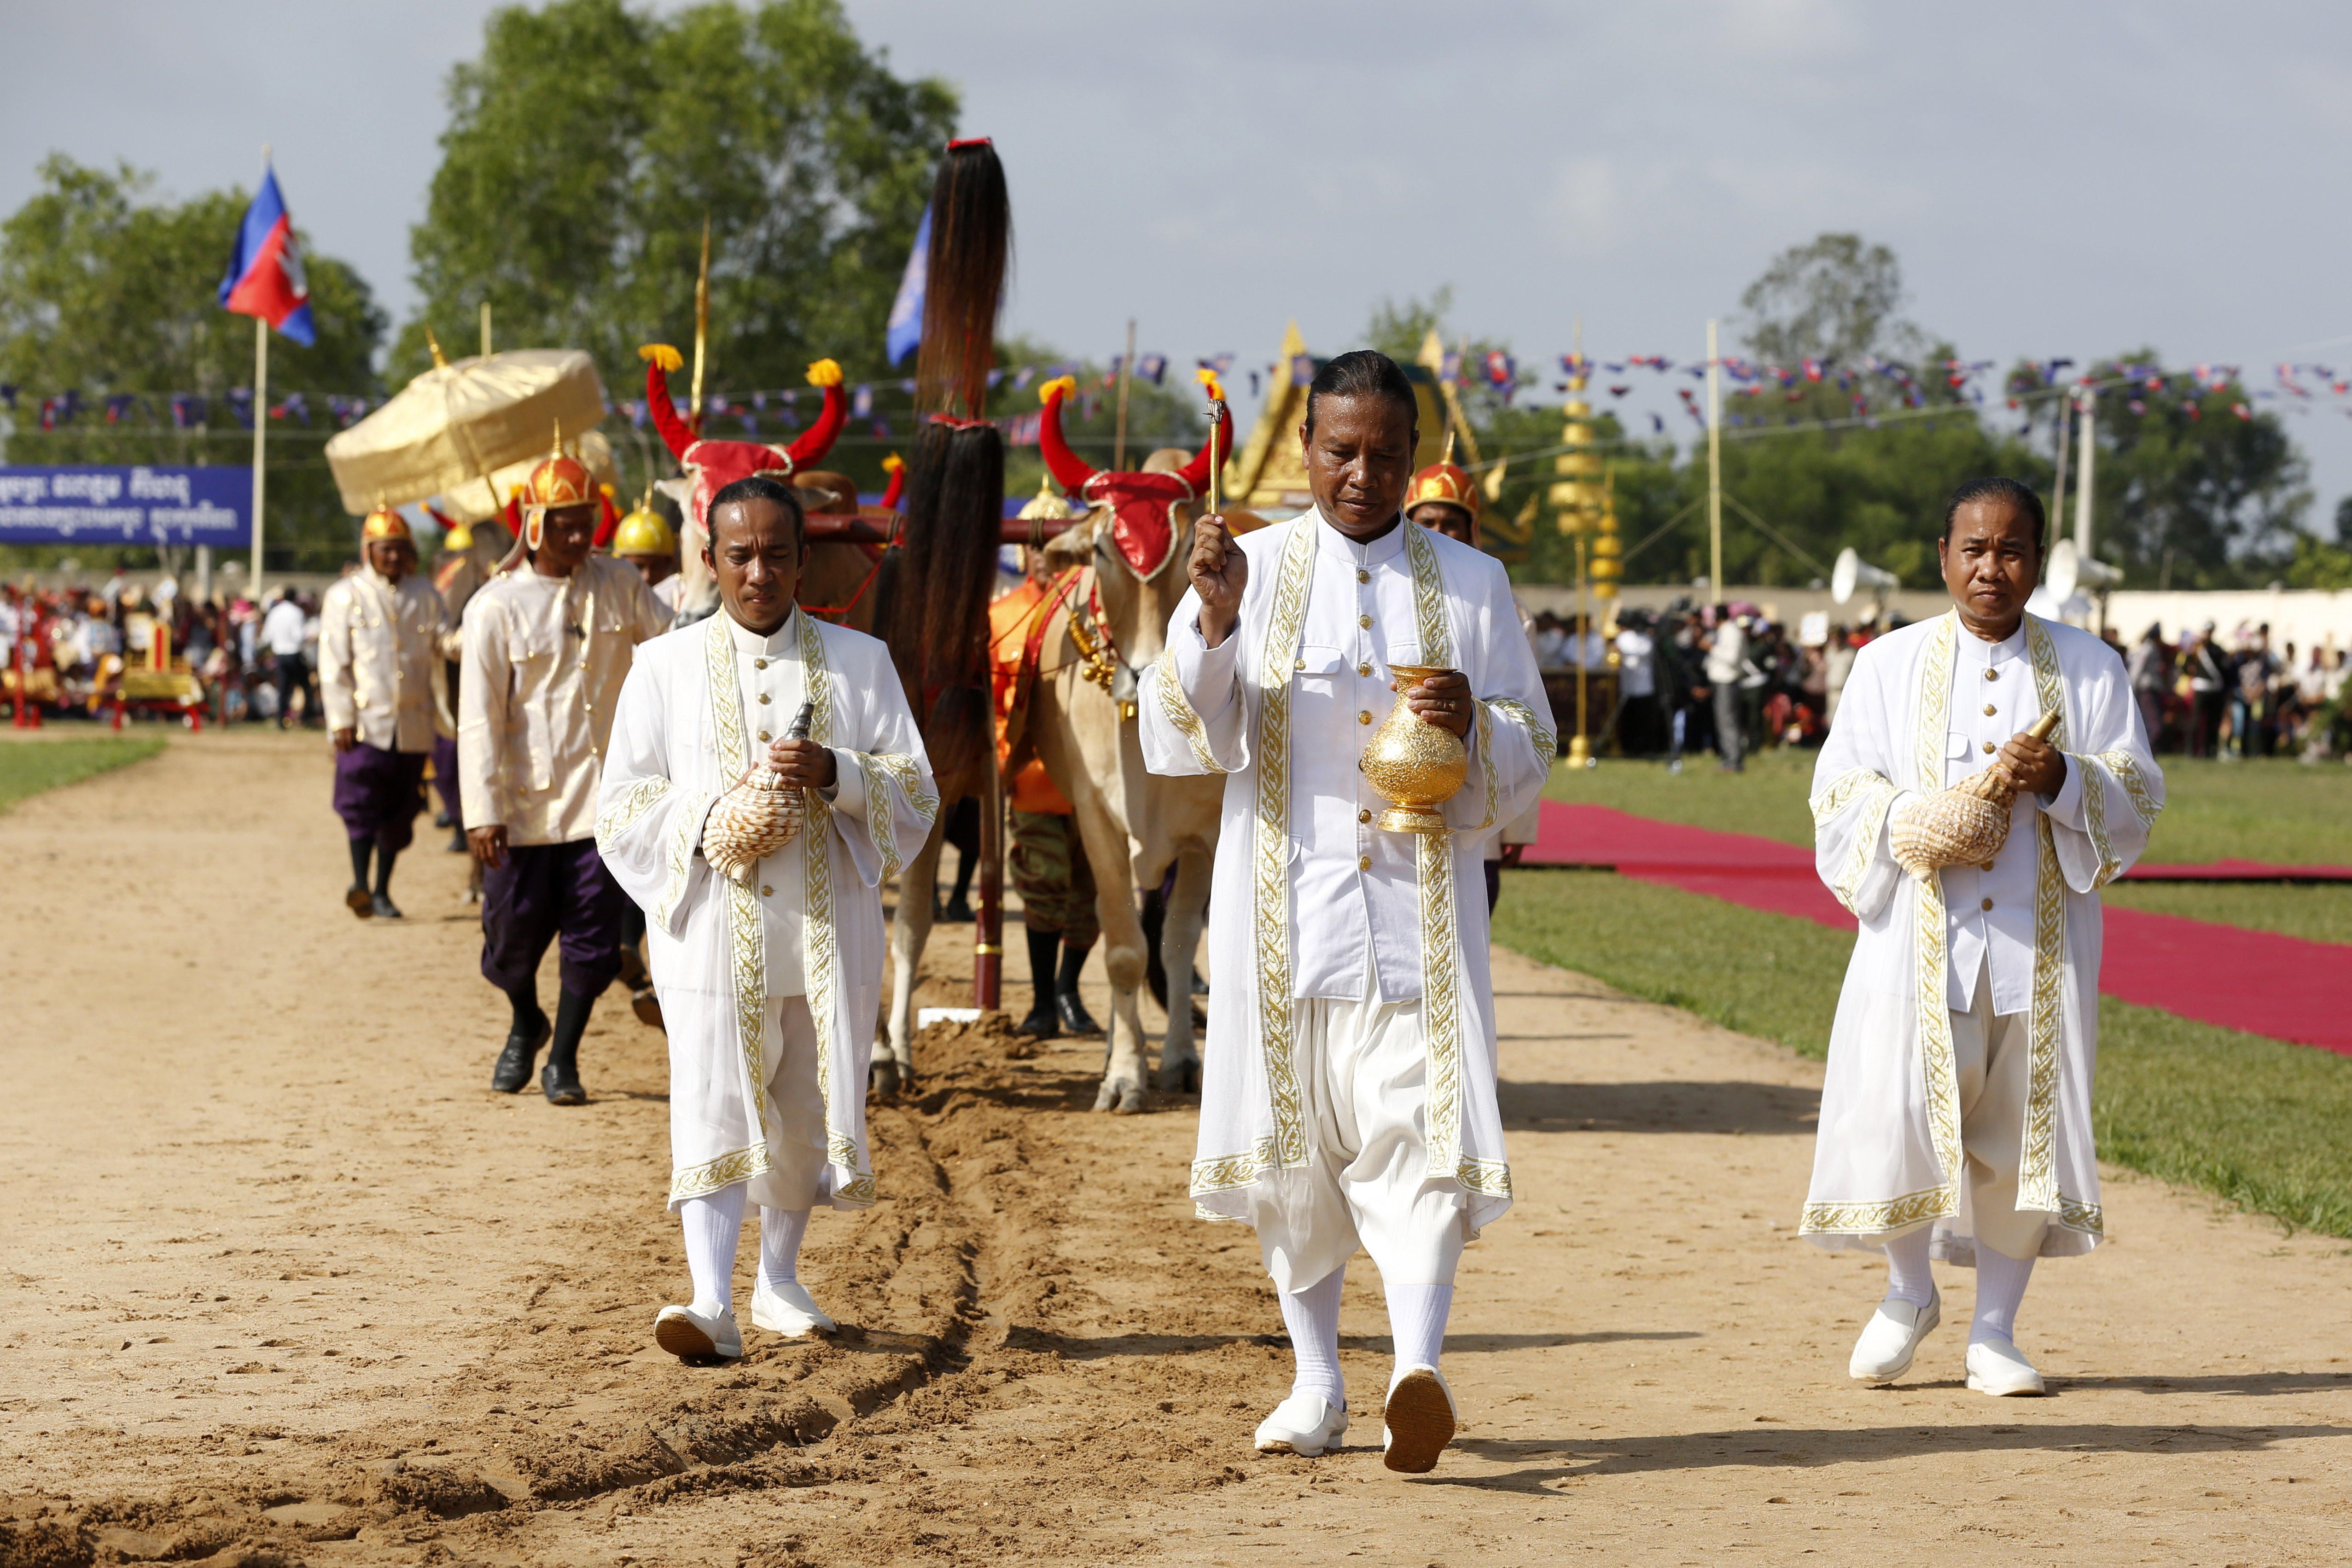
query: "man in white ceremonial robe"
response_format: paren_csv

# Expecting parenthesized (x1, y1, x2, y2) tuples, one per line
(1805, 477, 2163, 1396)
(596, 475, 936, 1362)
(1141, 351, 1551, 1472)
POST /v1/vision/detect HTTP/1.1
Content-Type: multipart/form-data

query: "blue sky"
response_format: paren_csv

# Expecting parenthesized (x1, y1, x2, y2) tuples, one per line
(7, 0, 2351, 529)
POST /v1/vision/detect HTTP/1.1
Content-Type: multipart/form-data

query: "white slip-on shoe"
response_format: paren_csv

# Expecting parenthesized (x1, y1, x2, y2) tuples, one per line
(1849, 1293, 1940, 1384)
(1253, 1392, 1348, 1457)
(1965, 1337, 2046, 1396)
(1380, 1365, 1457, 1474)
(750, 1280, 837, 1338)
(653, 1303, 743, 1361)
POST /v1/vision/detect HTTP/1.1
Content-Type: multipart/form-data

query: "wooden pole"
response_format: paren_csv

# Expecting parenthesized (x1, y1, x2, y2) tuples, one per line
(689, 216, 710, 438)
(250, 313, 268, 605)
(479, 299, 492, 359)
(1113, 318, 1136, 471)
(1705, 317, 1723, 600)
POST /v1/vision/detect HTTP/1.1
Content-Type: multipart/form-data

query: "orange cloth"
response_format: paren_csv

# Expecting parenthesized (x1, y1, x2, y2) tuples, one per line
(989, 575, 1075, 815)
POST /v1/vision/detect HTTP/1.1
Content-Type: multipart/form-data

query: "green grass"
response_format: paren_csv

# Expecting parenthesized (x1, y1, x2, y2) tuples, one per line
(2100, 882, 2352, 947)
(0, 735, 166, 811)
(1494, 867, 2352, 1239)
(1543, 749, 2352, 865)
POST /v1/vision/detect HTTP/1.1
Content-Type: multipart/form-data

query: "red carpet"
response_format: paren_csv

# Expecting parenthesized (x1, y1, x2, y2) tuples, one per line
(1525, 801, 2352, 1056)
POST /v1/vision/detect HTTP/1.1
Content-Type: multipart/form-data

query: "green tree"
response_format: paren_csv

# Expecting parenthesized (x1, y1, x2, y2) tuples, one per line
(0, 155, 385, 571)
(2005, 354, 2310, 587)
(404, 0, 955, 489)
(1738, 232, 1921, 372)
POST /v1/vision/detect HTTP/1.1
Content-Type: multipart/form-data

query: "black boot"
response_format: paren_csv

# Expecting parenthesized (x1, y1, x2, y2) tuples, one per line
(1055, 938, 1101, 1038)
(370, 845, 403, 919)
(492, 991, 550, 1092)
(541, 987, 593, 1105)
(1016, 925, 1060, 1039)
(446, 826, 468, 854)
(346, 839, 374, 918)
(943, 848, 977, 923)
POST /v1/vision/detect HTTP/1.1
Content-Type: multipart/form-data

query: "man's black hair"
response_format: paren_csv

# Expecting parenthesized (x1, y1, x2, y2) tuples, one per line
(706, 473, 807, 550)
(1941, 476, 2046, 546)
(1304, 349, 1419, 436)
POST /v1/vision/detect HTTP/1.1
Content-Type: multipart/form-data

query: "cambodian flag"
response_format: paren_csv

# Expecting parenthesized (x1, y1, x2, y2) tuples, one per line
(885, 203, 930, 367)
(217, 162, 315, 346)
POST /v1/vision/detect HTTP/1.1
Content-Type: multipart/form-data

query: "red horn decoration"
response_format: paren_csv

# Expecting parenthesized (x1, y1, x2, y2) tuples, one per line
(1173, 404, 1235, 495)
(643, 355, 695, 462)
(593, 486, 621, 549)
(1037, 381, 1097, 492)
(784, 378, 847, 468)
(879, 453, 905, 510)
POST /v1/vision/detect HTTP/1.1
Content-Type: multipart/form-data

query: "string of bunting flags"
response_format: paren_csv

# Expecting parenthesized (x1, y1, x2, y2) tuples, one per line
(5, 344, 2346, 448)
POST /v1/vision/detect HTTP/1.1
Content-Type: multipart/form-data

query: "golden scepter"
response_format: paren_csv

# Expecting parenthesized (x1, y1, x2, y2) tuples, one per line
(688, 215, 710, 438)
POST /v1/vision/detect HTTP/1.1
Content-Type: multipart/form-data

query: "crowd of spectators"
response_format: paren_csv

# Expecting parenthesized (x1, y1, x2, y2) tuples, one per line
(1533, 604, 2351, 767)
(1, 565, 326, 726)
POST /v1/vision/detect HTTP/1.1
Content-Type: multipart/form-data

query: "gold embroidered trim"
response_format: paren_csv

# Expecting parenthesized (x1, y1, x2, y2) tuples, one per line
(705, 615, 776, 1167)
(2098, 748, 2162, 832)
(2057, 1194, 2103, 1236)
(1471, 697, 1498, 833)
(1151, 646, 1228, 774)
(1420, 830, 1464, 1177)
(1455, 1156, 1512, 1198)
(1813, 766, 1899, 915)
(2075, 751, 2121, 889)
(798, 611, 864, 1196)
(594, 776, 669, 853)
(653, 786, 711, 931)
(1482, 695, 1555, 761)
(852, 751, 935, 884)
(1189, 1138, 1278, 1196)
(1250, 519, 1319, 1170)
(2017, 623, 2070, 1215)
(670, 1144, 769, 1203)
(1801, 1184, 1952, 1235)
(1403, 521, 1454, 668)
(1913, 613, 1963, 1224)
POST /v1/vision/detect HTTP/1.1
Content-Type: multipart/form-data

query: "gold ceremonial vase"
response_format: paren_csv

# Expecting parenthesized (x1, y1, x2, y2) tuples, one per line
(1361, 665, 1469, 834)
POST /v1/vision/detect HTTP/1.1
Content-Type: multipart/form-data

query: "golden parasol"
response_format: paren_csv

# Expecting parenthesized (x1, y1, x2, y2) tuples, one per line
(324, 341, 610, 521)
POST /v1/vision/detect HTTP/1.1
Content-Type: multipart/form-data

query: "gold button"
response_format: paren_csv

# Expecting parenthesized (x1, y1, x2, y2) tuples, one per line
(1295, 657, 1305, 670)
(1358, 808, 1371, 823)
(1358, 855, 1371, 871)
(1980, 897, 1993, 911)
(1982, 741, 1995, 754)
(1981, 862, 1996, 871)
(758, 730, 771, 742)
(1356, 662, 1371, 677)
(761, 885, 774, 897)
(1359, 614, 1373, 629)
(1356, 568, 1369, 583)
(755, 658, 768, 669)
(1358, 710, 1373, 725)
(758, 692, 771, 704)
(1983, 703, 1996, 716)
(1985, 668, 1999, 681)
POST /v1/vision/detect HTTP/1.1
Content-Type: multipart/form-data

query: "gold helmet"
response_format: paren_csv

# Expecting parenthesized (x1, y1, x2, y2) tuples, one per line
(361, 497, 412, 542)
(1016, 476, 1076, 523)
(611, 493, 675, 557)
(519, 420, 597, 549)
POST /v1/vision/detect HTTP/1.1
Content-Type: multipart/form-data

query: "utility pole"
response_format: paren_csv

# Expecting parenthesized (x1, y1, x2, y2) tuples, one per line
(1113, 318, 1136, 471)
(2074, 384, 2096, 559)
(2049, 389, 2071, 545)
(1706, 318, 1723, 599)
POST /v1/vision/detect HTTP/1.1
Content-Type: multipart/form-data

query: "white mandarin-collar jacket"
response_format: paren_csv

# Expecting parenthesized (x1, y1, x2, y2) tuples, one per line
(317, 568, 460, 753)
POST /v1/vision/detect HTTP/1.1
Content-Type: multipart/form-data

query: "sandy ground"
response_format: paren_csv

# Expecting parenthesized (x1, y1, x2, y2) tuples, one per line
(3, 729, 2350, 1568)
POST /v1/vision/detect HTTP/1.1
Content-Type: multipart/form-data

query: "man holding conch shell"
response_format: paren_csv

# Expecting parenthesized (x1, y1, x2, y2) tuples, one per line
(1805, 477, 2164, 1396)
(595, 474, 937, 1362)
(1140, 351, 1551, 1472)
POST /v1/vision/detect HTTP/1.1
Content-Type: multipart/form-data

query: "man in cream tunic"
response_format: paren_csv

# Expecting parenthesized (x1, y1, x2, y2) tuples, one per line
(597, 475, 935, 1361)
(461, 444, 670, 1104)
(1806, 477, 2163, 1396)
(319, 502, 461, 919)
(1141, 352, 1550, 1472)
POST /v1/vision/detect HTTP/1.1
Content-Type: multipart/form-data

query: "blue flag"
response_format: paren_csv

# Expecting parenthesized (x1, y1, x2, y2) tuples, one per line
(885, 204, 930, 367)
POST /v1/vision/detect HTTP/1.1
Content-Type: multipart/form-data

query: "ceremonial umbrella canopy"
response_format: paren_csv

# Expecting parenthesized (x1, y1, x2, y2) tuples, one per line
(324, 348, 612, 522)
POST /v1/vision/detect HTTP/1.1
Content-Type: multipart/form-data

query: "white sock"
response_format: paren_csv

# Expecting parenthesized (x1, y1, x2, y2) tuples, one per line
(1883, 1228, 1935, 1308)
(1277, 1266, 1346, 1411)
(679, 1184, 747, 1318)
(1385, 1281, 1453, 1374)
(1971, 1246, 2036, 1345)
(759, 1206, 811, 1293)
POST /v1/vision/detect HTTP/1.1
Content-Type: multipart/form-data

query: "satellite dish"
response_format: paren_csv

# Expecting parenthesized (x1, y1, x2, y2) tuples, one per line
(1831, 547, 1899, 606)
(2046, 538, 2120, 602)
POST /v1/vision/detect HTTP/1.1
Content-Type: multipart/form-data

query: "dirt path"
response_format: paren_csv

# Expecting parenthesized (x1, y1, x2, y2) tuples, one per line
(4, 732, 2348, 1567)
